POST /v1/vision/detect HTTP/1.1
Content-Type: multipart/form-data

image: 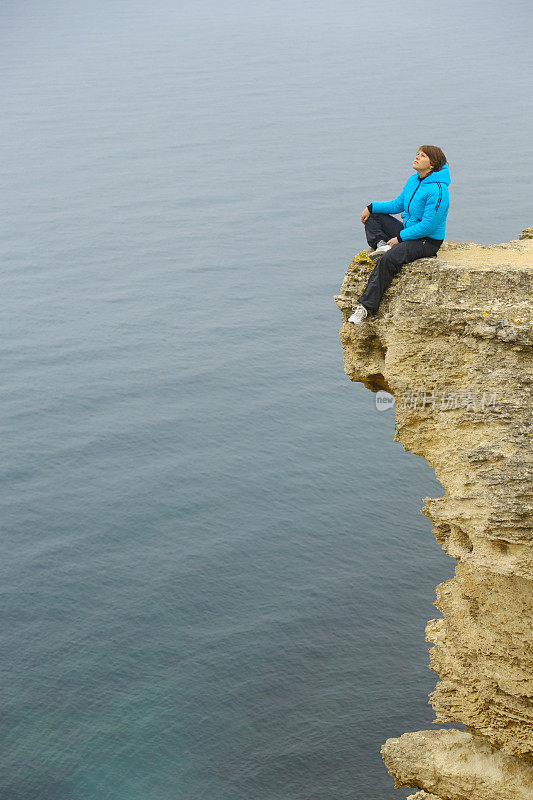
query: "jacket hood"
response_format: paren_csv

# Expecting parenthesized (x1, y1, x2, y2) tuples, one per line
(420, 163, 451, 185)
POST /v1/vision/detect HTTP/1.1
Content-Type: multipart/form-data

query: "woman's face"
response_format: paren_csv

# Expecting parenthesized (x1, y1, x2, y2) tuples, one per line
(413, 150, 432, 172)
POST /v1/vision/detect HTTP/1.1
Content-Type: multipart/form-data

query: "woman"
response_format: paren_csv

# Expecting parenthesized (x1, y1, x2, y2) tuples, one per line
(349, 146, 450, 324)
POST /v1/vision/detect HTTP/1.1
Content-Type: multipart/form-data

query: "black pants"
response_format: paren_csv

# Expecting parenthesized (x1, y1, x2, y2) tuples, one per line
(359, 213, 442, 311)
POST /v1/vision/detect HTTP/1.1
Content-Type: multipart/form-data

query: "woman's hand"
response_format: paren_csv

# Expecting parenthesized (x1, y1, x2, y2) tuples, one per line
(361, 207, 370, 224)
(387, 237, 399, 246)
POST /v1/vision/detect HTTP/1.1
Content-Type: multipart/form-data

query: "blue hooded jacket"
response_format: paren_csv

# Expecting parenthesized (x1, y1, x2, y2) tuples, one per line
(371, 163, 451, 241)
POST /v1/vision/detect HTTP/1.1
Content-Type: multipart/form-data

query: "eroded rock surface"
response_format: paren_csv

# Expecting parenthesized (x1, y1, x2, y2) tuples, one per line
(335, 231, 533, 798)
(383, 730, 533, 800)
(406, 792, 445, 800)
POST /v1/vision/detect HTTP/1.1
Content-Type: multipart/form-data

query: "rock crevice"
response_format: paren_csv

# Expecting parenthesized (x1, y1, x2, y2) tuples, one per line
(335, 230, 533, 799)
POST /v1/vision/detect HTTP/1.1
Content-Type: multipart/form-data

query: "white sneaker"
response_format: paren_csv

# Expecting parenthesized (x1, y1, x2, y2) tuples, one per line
(348, 304, 368, 325)
(369, 241, 391, 259)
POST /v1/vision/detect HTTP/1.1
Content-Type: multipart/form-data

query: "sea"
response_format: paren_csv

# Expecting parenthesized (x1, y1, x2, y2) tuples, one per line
(1, 1, 531, 798)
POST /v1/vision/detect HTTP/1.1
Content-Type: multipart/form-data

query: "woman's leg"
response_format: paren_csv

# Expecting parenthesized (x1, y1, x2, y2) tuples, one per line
(364, 213, 404, 249)
(358, 237, 441, 311)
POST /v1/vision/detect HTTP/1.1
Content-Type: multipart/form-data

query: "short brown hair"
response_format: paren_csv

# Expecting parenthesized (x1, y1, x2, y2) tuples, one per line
(418, 145, 447, 172)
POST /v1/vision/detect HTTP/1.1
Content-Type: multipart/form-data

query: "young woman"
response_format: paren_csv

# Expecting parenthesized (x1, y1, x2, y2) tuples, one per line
(349, 146, 450, 324)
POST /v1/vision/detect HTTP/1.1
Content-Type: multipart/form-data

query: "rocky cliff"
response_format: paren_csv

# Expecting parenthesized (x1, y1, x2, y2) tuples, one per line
(335, 229, 533, 800)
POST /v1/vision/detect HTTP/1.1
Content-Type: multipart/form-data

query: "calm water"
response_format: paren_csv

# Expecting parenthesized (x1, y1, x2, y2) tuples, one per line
(1, 1, 532, 798)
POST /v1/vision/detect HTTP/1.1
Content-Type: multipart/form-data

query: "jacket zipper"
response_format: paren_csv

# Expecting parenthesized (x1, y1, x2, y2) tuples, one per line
(407, 179, 422, 214)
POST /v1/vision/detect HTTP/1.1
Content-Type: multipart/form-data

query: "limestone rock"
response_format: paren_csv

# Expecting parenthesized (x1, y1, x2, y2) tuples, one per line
(382, 730, 533, 800)
(406, 793, 445, 800)
(335, 231, 533, 797)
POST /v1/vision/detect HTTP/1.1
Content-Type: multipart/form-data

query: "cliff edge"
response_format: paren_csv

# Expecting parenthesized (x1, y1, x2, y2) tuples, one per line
(335, 229, 533, 800)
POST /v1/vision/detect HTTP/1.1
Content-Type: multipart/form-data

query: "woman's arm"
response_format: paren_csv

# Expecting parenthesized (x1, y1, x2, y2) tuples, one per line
(371, 187, 406, 215)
